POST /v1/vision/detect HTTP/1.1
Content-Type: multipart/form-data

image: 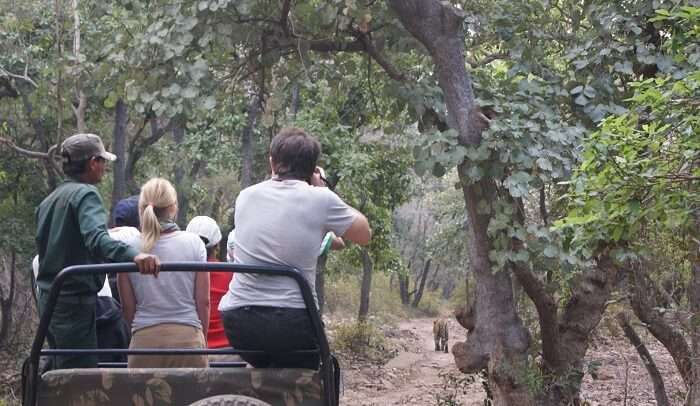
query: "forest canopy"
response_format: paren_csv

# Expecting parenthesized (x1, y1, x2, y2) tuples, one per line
(1, 0, 700, 405)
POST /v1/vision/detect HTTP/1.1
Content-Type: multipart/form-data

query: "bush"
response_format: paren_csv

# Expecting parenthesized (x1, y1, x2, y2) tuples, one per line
(434, 370, 477, 406)
(416, 289, 443, 317)
(324, 272, 408, 322)
(330, 321, 395, 363)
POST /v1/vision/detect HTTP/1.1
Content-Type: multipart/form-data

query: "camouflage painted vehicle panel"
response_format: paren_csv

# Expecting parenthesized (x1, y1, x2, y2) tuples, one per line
(37, 367, 322, 406)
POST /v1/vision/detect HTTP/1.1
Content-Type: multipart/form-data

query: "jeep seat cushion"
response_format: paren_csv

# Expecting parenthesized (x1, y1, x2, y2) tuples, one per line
(37, 367, 323, 406)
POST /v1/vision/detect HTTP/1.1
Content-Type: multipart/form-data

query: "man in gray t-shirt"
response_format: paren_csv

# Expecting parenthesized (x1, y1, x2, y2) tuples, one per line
(219, 127, 371, 369)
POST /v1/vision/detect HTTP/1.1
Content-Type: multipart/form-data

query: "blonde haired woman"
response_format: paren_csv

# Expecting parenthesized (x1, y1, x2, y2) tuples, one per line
(117, 178, 210, 368)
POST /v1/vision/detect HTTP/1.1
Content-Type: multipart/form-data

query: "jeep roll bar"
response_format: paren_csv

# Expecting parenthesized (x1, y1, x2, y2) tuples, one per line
(23, 263, 338, 406)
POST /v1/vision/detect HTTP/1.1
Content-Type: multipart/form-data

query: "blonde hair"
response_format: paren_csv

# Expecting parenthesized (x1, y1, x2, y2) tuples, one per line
(138, 178, 178, 252)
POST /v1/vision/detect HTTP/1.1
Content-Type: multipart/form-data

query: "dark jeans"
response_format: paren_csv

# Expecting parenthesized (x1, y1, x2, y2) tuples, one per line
(95, 296, 130, 363)
(37, 290, 98, 369)
(221, 306, 319, 369)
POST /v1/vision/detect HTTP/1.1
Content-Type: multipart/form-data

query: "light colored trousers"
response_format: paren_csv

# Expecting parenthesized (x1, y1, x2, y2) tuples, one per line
(128, 323, 208, 368)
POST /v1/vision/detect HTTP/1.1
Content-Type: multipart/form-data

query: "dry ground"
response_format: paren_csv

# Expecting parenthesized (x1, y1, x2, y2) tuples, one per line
(340, 317, 686, 406)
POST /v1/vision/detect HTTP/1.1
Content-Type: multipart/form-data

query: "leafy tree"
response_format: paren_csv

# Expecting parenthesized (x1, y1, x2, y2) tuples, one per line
(558, 6, 700, 403)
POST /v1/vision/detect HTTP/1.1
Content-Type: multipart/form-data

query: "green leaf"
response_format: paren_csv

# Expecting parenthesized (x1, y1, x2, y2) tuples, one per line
(574, 95, 589, 106)
(536, 157, 553, 171)
(570, 85, 584, 95)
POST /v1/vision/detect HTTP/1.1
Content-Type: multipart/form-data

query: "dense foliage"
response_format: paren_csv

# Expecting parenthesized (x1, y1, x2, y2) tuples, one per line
(2, 0, 700, 404)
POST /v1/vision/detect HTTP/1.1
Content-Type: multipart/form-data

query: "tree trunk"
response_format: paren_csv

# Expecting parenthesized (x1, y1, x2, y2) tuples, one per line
(240, 95, 261, 190)
(616, 311, 670, 406)
(387, 2, 532, 403)
(315, 255, 327, 316)
(427, 263, 441, 292)
(290, 83, 300, 120)
(172, 120, 190, 227)
(0, 249, 16, 345)
(629, 265, 692, 387)
(411, 258, 431, 308)
(688, 261, 700, 406)
(20, 91, 59, 189)
(110, 99, 128, 221)
(398, 273, 410, 305)
(126, 117, 173, 194)
(358, 248, 373, 321)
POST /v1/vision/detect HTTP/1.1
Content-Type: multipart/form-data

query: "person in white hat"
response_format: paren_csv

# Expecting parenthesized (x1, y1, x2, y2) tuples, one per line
(186, 216, 233, 349)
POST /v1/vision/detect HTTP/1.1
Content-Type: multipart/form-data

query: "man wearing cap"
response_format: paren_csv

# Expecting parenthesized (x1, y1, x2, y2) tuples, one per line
(35, 133, 160, 369)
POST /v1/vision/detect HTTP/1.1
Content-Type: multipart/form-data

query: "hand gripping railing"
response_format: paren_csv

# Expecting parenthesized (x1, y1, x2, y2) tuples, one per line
(23, 263, 337, 406)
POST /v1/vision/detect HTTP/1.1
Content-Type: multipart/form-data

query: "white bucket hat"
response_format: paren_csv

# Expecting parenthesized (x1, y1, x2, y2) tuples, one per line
(186, 216, 222, 248)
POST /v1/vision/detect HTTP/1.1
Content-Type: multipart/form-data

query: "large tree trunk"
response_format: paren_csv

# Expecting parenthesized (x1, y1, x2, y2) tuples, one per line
(411, 259, 431, 308)
(110, 99, 128, 221)
(387, 2, 532, 403)
(358, 248, 373, 321)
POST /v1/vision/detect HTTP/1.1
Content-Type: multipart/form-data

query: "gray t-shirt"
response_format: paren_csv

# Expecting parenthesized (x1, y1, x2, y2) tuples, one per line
(127, 231, 207, 332)
(219, 179, 357, 310)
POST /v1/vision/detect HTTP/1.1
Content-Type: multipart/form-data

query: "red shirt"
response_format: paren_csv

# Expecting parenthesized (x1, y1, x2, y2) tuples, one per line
(207, 259, 234, 348)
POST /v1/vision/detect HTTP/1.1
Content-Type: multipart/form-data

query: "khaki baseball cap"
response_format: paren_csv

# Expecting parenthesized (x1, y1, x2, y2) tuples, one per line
(61, 133, 117, 162)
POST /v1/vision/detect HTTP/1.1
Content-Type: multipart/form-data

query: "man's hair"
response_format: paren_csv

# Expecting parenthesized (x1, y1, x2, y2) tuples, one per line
(269, 128, 321, 182)
(61, 152, 90, 177)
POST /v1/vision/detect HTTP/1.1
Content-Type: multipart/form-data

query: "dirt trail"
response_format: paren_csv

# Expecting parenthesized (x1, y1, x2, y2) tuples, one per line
(338, 316, 686, 405)
(340, 318, 485, 406)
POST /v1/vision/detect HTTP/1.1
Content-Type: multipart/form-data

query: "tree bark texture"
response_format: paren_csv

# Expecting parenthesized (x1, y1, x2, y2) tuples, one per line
(110, 99, 128, 222)
(616, 311, 670, 406)
(172, 120, 190, 227)
(387, 2, 532, 404)
(688, 261, 700, 406)
(427, 263, 441, 292)
(411, 258, 431, 308)
(398, 273, 410, 305)
(0, 249, 16, 345)
(20, 91, 60, 188)
(240, 95, 261, 190)
(126, 117, 174, 193)
(629, 264, 692, 387)
(358, 248, 373, 321)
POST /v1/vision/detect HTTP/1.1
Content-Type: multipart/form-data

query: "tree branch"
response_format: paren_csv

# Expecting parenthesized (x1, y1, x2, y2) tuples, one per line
(616, 311, 670, 406)
(279, 0, 292, 36)
(511, 261, 560, 369)
(630, 262, 692, 386)
(305, 37, 366, 53)
(558, 252, 620, 373)
(0, 65, 39, 88)
(0, 137, 53, 159)
(125, 115, 175, 189)
(356, 33, 407, 81)
(466, 52, 509, 68)
(510, 196, 560, 370)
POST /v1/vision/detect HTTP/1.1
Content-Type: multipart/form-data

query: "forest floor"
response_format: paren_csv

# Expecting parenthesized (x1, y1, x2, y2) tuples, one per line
(338, 316, 686, 406)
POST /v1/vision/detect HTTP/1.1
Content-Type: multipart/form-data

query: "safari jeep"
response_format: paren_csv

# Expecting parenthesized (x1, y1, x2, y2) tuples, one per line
(22, 263, 340, 406)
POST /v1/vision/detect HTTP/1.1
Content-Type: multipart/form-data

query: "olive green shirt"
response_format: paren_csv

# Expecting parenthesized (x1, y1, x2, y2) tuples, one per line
(35, 179, 139, 295)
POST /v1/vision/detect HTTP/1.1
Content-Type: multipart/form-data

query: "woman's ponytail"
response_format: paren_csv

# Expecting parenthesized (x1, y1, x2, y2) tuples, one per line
(138, 178, 177, 253)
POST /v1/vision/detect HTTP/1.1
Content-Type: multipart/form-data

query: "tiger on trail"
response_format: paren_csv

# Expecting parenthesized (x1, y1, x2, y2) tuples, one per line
(433, 318, 449, 353)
